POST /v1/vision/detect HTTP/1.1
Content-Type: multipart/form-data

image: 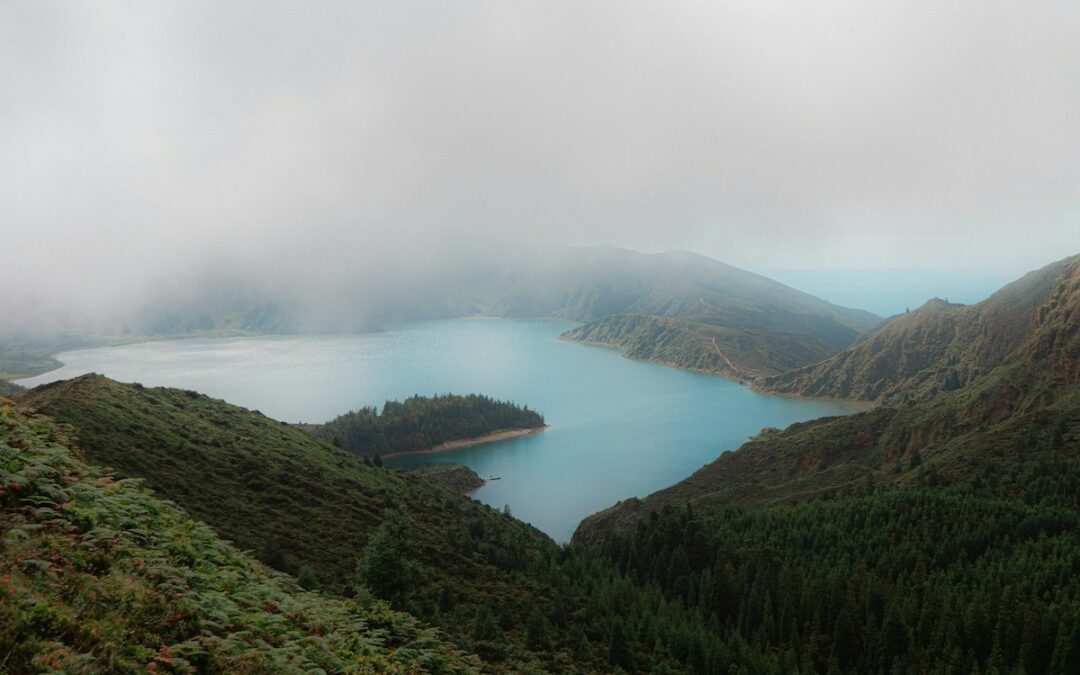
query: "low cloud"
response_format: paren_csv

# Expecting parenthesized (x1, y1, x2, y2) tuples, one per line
(2, 1, 1078, 321)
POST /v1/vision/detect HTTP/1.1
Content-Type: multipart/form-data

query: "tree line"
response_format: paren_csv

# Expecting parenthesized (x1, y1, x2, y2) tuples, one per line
(351, 440, 1079, 673)
(313, 393, 545, 456)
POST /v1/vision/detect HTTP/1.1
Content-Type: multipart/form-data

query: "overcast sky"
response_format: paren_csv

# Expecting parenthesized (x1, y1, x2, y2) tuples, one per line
(2, 1, 1078, 314)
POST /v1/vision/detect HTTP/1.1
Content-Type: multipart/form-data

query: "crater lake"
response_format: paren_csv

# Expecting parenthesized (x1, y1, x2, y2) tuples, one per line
(17, 319, 866, 541)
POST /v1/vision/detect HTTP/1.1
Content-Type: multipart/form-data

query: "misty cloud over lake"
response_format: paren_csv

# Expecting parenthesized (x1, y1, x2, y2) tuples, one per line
(2, 1, 1078, 322)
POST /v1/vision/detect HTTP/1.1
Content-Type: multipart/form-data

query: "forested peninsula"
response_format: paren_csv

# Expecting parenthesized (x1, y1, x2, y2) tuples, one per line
(308, 393, 545, 457)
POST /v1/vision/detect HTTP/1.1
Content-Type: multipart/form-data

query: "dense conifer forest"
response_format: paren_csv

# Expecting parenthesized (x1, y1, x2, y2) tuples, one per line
(312, 393, 545, 457)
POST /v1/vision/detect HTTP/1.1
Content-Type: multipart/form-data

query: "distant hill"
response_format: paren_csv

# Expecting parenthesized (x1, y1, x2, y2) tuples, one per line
(482, 245, 882, 378)
(476, 246, 878, 325)
(0, 343, 62, 380)
(562, 312, 850, 382)
(0, 400, 480, 673)
(576, 253, 1080, 541)
(756, 255, 1077, 403)
(309, 393, 545, 457)
(75, 243, 880, 382)
(0, 378, 23, 396)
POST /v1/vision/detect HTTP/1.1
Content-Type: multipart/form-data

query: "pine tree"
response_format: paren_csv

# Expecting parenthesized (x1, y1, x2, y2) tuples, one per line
(297, 565, 319, 591)
(608, 617, 634, 672)
(355, 509, 416, 606)
(259, 538, 289, 572)
(526, 605, 550, 651)
(473, 605, 499, 642)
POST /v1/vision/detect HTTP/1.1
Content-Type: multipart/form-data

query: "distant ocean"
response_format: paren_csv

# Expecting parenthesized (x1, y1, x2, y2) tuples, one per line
(765, 268, 1022, 318)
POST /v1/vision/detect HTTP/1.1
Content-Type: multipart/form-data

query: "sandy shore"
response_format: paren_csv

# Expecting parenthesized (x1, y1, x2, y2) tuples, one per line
(384, 426, 547, 458)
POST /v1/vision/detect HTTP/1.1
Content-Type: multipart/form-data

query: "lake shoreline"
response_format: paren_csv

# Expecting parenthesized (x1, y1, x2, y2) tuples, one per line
(12, 319, 871, 541)
(557, 334, 876, 411)
(384, 426, 548, 458)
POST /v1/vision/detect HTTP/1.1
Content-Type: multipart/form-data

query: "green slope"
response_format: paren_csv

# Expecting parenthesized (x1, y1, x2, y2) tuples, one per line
(542, 247, 882, 378)
(757, 254, 1077, 403)
(0, 401, 480, 673)
(560, 256, 1080, 674)
(411, 464, 486, 493)
(582, 465, 1080, 674)
(562, 313, 845, 381)
(577, 254, 1080, 540)
(21, 375, 577, 670)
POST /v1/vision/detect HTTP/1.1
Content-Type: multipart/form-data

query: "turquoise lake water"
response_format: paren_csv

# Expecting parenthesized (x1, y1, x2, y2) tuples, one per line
(18, 319, 865, 541)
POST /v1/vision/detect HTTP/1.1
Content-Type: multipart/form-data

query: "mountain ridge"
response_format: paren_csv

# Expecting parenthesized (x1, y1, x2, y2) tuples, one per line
(576, 253, 1080, 542)
(755, 254, 1078, 403)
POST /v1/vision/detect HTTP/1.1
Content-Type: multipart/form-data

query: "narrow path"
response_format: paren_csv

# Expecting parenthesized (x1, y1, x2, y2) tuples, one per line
(711, 337, 744, 380)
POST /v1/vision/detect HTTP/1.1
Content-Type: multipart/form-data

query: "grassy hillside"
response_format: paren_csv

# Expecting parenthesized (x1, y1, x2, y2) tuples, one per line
(541, 247, 881, 378)
(577, 254, 1080, 540)
(0, 401, 480, 673)
(14, 376, 706, 673)
(563, 313, 845, 381)
(412, 464, 486, 493)
(21, 375, 585, 669)
(310, 394, 545, 457)
(757, 254, 1077, 403)
(0, 378, 24, 396)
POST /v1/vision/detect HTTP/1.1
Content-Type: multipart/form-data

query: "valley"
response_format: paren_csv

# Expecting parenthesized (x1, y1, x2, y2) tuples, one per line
(14, 318, 864, 541)
(4, 254, 1079, 673)
(6, 4, 1078, 671)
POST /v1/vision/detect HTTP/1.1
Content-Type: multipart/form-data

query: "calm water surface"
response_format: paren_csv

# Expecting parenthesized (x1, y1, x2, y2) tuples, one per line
(19, 319, 865, 541)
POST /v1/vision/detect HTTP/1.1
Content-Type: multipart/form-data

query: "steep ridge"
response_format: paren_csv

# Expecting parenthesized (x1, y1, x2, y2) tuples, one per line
(576, 255, 1080, 541)
(551, 248, 881, 378)
(20, 375, 574, 669)
(562, 313, 844, 381)
(756, 255, 1076, 403)
(0, 401, 480, 673)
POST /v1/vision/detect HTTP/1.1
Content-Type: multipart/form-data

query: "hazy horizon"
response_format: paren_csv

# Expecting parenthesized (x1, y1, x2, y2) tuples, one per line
(3, 1, 1078, 323)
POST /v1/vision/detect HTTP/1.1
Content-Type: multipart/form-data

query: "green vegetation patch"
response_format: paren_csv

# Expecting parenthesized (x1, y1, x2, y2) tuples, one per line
(0, 401, 480, 673)
(411, 464, 485, 493)
(311, 393, 545, 457)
